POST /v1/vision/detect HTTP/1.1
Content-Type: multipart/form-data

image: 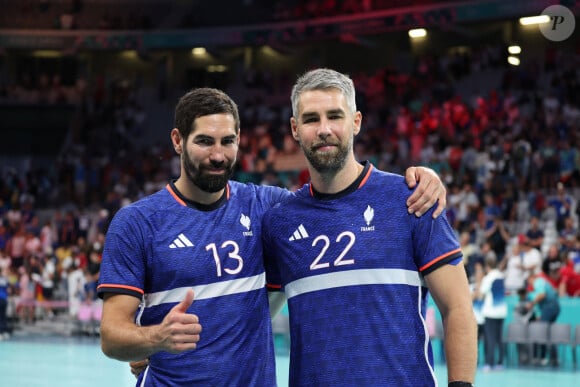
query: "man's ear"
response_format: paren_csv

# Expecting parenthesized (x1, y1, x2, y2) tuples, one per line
(171, 128, 183, 154)
(353, 111, 362, 136)
(290, 117, 299, 141)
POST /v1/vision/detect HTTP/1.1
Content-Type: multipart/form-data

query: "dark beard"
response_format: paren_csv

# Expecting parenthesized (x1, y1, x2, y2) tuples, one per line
(302, 140, 350, 174)
(182, 152, 234, 193)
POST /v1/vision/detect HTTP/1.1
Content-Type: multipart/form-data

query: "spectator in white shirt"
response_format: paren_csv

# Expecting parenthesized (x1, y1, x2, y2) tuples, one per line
(477, 255, 508, 371)
(501, 234, 542, 293)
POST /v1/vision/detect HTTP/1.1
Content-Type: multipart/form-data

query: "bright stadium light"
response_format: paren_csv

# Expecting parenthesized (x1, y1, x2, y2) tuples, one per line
(408, 28, 427, 38)
(519, 15, 550, 25)
(507, 56, 520, 66)
(508, 45, 522, 54)
(191, 47, 207, 55)
(120, 51, 138, 60)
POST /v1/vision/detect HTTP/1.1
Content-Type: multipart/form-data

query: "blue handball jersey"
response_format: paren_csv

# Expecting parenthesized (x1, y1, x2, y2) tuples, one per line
(262, 162, 462, 387)
(98, 181, 290, 387)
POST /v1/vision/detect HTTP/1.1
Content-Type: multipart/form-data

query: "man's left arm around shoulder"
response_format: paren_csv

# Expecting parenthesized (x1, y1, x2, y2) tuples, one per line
(404, 166, 447, 218)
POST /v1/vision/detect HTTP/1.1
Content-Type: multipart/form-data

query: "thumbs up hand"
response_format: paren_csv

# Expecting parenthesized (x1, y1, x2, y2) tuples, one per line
(156, 289, 202, 354)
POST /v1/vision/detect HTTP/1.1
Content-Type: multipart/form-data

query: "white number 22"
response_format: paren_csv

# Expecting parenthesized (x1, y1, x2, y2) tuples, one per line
(309, 231, 356, 270)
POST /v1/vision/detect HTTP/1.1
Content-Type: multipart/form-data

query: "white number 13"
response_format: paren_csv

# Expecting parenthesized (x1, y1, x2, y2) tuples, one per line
(206, 241, 243, 277)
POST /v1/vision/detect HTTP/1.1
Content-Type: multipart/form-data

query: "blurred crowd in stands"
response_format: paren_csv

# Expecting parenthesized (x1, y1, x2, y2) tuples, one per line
(0, 37, 579, 340)
(1, 0, 464, 30)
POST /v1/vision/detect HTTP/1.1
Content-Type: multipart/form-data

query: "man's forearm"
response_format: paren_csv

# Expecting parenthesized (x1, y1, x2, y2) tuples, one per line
(101, 323, 162, 362)
(443, 309, 477, 384)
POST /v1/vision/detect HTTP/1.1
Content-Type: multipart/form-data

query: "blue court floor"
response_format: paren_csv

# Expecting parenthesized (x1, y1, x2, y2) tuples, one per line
(0, 335, 578, 386)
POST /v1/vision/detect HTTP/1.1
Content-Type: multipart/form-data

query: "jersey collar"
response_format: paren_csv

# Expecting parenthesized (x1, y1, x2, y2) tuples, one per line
(166, 180, 230, 211)
(309, 161, 373, 200)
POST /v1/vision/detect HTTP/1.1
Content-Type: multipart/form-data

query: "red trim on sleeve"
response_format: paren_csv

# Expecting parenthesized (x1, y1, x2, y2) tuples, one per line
(97, 284, 145, 295)
(419, 248, 462, 272)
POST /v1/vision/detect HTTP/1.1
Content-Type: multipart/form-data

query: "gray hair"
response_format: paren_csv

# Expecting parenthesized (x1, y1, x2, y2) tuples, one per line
(485, 253, 498, 269)
(291, 68, 357, 118)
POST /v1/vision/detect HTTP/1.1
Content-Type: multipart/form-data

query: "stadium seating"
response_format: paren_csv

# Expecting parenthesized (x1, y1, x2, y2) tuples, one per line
(549, 323, 573, 367)
(504, 322, 528, 366)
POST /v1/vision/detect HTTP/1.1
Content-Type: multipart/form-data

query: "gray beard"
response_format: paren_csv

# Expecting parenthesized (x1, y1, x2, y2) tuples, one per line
(301, 138, 351, 174)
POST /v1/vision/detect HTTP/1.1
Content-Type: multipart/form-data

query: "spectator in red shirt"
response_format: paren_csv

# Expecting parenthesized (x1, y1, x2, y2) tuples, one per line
(560, 263, 580, 296)
(560, 239, 580, 297)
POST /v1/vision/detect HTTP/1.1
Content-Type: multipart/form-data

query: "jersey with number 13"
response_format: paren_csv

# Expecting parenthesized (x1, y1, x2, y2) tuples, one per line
(98, 180, 290, 386)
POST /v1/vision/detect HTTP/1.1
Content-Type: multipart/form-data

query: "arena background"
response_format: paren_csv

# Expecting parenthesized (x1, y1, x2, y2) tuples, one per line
(0, 1, 579, 386)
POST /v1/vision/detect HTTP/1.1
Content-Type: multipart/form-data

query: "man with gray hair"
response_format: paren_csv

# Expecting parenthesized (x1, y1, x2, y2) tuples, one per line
(264, 68, 477, 387)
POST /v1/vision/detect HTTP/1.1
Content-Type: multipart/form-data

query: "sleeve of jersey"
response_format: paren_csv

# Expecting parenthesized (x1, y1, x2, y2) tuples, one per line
(261, 209, 283, 292)
(97, 207, 147, 300)
(413, 208, 463, 276)
(257, 184, 294, 210)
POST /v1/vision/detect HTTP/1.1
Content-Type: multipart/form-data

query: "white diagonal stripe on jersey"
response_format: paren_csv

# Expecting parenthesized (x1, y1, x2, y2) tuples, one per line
(177, 233, 193, 247)
(298, 224, 308, 238)
(289, 224, 309, 241)
(172, 238, 185, 248)
(285, 268, 424, 300)
(143, 273, 266, 307)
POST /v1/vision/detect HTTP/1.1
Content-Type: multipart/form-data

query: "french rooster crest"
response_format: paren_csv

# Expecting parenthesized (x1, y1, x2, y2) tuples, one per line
(364, 205, 374, 226)
(240, 213, 251, 230)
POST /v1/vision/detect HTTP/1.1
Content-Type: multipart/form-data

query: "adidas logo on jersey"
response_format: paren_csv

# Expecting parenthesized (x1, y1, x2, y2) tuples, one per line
(169, 233, 194, 248)
(289, 224, 309, 241)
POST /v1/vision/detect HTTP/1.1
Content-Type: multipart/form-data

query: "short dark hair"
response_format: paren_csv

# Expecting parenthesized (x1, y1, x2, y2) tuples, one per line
(174, 88, 240, 139)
